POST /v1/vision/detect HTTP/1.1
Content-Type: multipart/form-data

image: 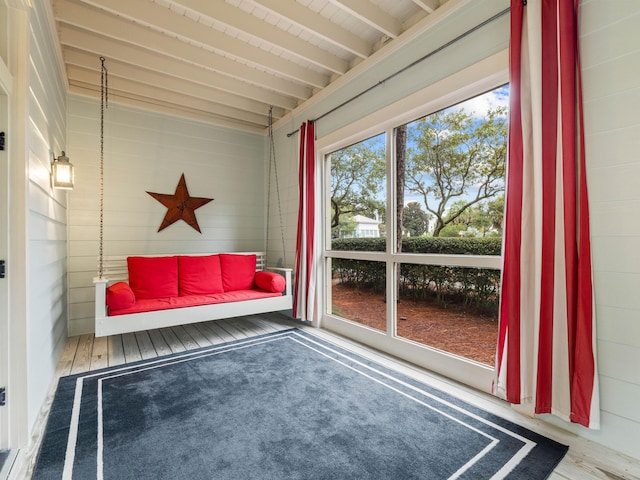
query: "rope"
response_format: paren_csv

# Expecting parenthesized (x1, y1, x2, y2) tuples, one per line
(266, 107, 286, 266)
(98, 57, 108, 278)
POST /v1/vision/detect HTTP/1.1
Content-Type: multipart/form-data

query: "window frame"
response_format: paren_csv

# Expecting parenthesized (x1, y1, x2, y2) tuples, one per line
(317, 50, 509, 393)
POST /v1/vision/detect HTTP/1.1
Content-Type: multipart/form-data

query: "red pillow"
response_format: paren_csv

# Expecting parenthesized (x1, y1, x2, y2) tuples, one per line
(178, 255, 224, 295)
(254, 271, 285, 293)
(106, 281, 136, 310)
(127, 256, 178, 299)
(219, 254, 256, 291)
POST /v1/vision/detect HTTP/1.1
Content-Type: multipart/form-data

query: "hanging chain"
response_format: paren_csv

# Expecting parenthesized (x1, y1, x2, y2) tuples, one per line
(266, 107, 286, 266)
(266, 108, 273, 264)
(98, 57, 108, 278)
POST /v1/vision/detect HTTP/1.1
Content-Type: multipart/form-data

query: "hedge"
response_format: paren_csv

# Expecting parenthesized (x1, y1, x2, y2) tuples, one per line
(331, 237, 502, 315)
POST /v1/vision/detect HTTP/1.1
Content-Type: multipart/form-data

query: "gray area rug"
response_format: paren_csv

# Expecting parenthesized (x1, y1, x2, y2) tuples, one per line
(33, 328, 567, 479)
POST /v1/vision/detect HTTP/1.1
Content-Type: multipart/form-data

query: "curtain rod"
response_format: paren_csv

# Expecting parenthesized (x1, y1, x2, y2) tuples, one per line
(286, 6, 510, 138)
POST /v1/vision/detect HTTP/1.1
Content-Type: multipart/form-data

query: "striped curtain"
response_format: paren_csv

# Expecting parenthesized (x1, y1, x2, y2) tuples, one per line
(494, 0, 599, 428)
(293, 121, 318, 322)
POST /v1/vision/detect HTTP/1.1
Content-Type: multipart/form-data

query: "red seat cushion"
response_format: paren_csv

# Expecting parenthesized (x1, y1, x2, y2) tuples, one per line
(108, 289, 282, 316)
(178, 255, 224, 295)
(254, 271, 286, 293)
(219, 254, 256, 291)
(106, 281, 136, 310)
(127, 256, 178, 299)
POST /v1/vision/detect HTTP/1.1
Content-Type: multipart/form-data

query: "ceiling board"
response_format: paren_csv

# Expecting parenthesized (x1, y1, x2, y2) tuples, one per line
(51, 0, 444, 132)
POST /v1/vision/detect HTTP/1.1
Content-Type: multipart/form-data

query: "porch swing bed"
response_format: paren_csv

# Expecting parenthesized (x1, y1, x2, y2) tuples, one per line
(92, 65, 292, 338)
(94, 252, 292, 337)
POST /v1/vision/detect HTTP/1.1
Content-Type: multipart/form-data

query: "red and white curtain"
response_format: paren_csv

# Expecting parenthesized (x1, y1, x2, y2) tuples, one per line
(293, 120, 318, 323)
(494, 0, 599, 428)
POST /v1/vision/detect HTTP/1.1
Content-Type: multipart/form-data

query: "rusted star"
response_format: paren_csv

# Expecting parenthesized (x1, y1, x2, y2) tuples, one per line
(146, 174, 213, 233)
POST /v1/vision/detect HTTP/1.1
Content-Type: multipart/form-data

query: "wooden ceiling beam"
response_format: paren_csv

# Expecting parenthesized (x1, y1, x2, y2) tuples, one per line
(56, 0, 311, 100)
(77, 0, 329, 89)
(58, 26, 298, 111)
(410, 0, 440, 14)
(176, 0, 349, 75)
(329, 0, 402, 38)
(248, 0, 371, 59)
(68, 83, 266, 133)
(64, 49, 285, 119)
(67, 65, 271, 127)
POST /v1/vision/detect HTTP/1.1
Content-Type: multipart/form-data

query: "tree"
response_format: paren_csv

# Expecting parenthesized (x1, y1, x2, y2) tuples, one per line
(332, 215, 357, 239)
(330, 136, 386, 230)
(396, 125, 406, 251)
(404, 106, 507, 237)
(444, 197, 505, 237)
(403, 201, 430, 237)
(486, 195, 505, 232)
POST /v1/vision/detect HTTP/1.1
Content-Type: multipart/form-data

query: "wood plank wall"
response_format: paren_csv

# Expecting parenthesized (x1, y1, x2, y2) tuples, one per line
(576, 0, 640, 460)
(25, 1, 69, 429)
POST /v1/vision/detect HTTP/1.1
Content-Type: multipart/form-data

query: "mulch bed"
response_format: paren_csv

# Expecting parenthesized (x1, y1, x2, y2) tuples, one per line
(331, 283, 498, 366)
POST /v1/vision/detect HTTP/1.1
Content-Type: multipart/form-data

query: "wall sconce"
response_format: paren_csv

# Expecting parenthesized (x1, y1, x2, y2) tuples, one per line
(52, 151, 74, 190)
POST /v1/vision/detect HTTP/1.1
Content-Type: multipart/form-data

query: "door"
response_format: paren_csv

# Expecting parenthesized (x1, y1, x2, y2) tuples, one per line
(0, 89, 9, 452)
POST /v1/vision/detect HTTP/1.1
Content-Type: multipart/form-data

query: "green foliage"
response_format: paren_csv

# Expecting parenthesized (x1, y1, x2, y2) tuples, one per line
(331, 237, 502, 314)
(402, 201, 431, 237)
(404, 106, 507, 236)
(330, 136, 386, 229)
(438, 224, 466, 237)
(332, 214, 357, 239)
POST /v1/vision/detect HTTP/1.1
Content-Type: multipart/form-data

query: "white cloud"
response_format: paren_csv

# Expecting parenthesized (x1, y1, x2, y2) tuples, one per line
(446, 85, 510, 118)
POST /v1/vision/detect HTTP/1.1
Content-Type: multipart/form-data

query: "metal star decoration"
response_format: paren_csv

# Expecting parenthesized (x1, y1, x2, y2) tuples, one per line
(146, 174, 213, 233)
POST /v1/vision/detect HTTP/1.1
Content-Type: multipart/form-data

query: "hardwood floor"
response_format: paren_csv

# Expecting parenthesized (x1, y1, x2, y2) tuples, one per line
(14, 312, 640, 480)
(55, 313, 295, 377)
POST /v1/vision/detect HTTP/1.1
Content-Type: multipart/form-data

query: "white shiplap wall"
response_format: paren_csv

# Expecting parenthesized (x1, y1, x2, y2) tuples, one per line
(570, 0, 640, 460)
(25, 2, 69, 430)
(66, 96, 267, 335)
(268, 0, 640, 462)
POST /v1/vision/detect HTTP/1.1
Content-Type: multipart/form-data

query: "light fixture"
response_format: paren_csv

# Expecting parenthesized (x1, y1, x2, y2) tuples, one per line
(52, 151, 74, 190)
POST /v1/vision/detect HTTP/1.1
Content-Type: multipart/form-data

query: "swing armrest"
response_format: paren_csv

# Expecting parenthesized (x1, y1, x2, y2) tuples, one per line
(94, 277, 109, 320)
(263, 267, 293, 297)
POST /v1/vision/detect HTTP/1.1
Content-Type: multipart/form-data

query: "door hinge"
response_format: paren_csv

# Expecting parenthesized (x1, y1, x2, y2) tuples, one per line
(0, 260, 5, 278)
(0, 388, 5, 406)
(0, 131, 5, 150)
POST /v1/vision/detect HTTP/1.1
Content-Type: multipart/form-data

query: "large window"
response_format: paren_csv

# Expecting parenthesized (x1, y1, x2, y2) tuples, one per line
(323, 83, 508, 392)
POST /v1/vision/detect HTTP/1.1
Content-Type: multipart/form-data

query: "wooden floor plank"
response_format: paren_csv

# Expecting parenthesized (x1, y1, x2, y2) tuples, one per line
(242, 317, 272, 335)
(245, 317, 282, 333)
(108, 335, 125, 367)
(216, 319, 248, 339)
(192, 322, 227, 345)
(251, 316, 287, 333)
(229, 318, 261, 337)
(159, 327, 186, 353)
(55, 335, 80, 376)
(170, 325, 200, 351)
(147, 329, 172, 358)
(90, 335, 109, 370)
(70, 334, 94, 375)
(181, 323, 211, 348)
(121, 333, 142, 363)
(203, 321, 236, 343)
(265, 312, 299, 329)
(135, 331, 158, 360)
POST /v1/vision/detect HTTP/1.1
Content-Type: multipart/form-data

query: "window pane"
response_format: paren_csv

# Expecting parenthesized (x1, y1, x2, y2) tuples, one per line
(330, 259, 386, 333)
(395, 263, 499, 366)
(396, 86, 508, 243)
(329, 133, 386, 251)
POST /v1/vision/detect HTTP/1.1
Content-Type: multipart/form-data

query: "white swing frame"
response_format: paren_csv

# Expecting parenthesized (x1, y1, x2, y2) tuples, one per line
(94, 252, 292, 337)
